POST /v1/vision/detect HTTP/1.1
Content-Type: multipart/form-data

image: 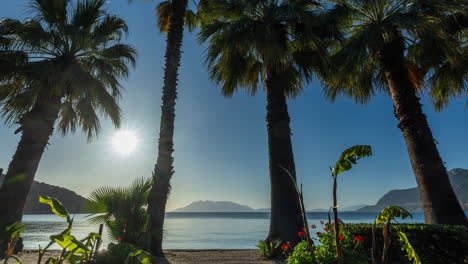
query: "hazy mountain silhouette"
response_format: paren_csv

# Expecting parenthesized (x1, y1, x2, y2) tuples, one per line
(359, 168, 468, 212)
(172, 201, 256, 212)
(0, 170, 88, 214)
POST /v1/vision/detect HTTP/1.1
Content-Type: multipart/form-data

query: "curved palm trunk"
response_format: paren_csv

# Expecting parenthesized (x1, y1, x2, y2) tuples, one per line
(147, 0, 188, 257)
(265, 69, 304, 245)
(379, 35, 467, 225)
(0, 99, 61, 255)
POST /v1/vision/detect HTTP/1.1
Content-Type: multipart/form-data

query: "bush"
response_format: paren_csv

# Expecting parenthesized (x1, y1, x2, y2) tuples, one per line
(287, 241, 316, 264)
(342, 223, 468, 264)
(257, 240, 283, 259)
(314, 227, 367, 264)
(96, 242, 137, 264)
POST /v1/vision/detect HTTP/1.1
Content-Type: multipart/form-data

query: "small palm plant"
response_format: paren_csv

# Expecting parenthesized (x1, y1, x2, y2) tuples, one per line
(330, 145, 372, 264)
(0, 0, 136, 239)
(86, 177, 152, 249)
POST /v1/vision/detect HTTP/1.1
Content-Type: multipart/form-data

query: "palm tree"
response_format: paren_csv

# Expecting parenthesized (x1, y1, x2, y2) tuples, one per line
(0, 0, 136, 242)
(130, 0, 193, 257)
(325, 0, 467, 225)
(87, 177, 152, 248)
(129, 0, 201, 256)
(199, 0, 342, 244)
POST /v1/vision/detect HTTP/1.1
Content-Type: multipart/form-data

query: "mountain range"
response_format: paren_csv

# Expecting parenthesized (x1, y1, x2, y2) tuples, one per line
(358, 168, 468, 212)
(0, 171, 88, 214)
(1, 168, 466, 214)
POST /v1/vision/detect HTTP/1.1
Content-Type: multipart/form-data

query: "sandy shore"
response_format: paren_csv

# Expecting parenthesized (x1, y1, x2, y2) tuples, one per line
(17, 249, 286, 264)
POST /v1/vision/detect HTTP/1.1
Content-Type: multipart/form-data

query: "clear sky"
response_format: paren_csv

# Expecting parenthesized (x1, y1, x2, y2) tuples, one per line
(1, 0, 467, 211)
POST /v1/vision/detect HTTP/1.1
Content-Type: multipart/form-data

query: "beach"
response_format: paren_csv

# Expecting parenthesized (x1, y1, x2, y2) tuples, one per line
(17, 250, 285, 264)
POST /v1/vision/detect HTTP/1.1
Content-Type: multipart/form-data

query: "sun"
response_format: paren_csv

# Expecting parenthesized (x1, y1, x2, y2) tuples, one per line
(111, 130, 139, 155)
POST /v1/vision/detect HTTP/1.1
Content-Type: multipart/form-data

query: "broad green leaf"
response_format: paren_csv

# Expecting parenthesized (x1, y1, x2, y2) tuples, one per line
(124, 249, 154, 264)
(50, 233, 90, 256)
(44, 257, 59, 264)
(375, 206, 412, 224)
(39, 196, 69, 218)
(398, 231, 422, 264)
(64, 251, 87, 264)
(331, 145, 372, 176)
(6, 222, 25, 238)
(81, 232, 101, 247)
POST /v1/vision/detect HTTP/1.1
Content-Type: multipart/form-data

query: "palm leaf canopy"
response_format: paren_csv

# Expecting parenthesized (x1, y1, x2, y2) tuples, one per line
(0, 0, 136, 140)
(198, 0, 343, 97)
(324, 0, 466, 106)
(155, 0, 200, 33)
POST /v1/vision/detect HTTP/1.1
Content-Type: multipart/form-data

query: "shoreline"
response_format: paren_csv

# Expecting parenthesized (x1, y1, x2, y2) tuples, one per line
(17, 249, 285, 264)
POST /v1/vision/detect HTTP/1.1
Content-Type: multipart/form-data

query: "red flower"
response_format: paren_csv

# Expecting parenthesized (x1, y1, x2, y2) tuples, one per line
(324, 227, 329, 231)
(281, 244, 289, 250)
(339, 235, 344, 241)
(116, 237, 123, 242)
(331, 222, 335, 225)
(354, 236, 365, 243)
(298, 231, 305, 236)
(311, 224, 317, 229)
(302, 226, 306, 230)
(320, 221, 324, 224)
(316, 232, 322, 236)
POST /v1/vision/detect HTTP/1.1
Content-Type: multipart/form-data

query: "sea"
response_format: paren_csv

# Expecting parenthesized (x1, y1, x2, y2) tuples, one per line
(21, 212, 427, 250)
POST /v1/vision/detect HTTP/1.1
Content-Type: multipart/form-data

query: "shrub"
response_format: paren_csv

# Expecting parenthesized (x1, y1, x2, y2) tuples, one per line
(257, 240, 283, 259)
(314, 226, 367, 264)
(96, 242, 137, 264)
(342, 223, 468, 264)
(287, 241, 316, 264)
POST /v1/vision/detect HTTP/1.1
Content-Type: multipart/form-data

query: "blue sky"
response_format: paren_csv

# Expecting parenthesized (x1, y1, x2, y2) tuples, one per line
(1, 0, 467, 211)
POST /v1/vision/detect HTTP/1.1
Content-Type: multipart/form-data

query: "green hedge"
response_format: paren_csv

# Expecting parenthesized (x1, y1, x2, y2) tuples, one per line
(341, 223, 468, 264)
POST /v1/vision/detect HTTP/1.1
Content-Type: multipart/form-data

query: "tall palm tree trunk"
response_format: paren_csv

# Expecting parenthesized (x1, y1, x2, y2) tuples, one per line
(265, 68, 304, 245)
(147, 0, 187, 257)
(379, 35, 467, 225)
(0, 99, 61, 254)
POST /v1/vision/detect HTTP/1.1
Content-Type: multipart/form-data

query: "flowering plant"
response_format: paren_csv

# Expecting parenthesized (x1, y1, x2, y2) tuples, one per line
(313, 223, 367, 264)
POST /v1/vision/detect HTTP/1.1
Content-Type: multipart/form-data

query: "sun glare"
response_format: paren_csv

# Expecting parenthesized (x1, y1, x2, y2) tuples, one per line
(112, 130, 139, 156)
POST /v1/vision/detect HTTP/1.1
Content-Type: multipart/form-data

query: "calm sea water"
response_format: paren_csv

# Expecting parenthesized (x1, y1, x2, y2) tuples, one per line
(22, 212, 426, 250)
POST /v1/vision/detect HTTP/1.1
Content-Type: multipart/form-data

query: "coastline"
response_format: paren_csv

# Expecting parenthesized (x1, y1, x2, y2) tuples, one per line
(17, 249, 285, 264)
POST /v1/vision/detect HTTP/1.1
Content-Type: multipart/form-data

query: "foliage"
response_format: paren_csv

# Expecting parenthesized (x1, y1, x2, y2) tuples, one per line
(375, 206, 412, 224)
(342, 223, 468, 264)
(198, 0, 342, 98)
(314, 228, 367, 264)
(324, 0, 466, 109)
(331, 145, 372, 177)
(37, 196, 101, 264)
(329, 145, 372, 264)
(124, 249, 155, 264)
(96, 242, 137, 264)
(0, 222, 25, 263)
(257, 240, 282, 259)
(86, 177, 152, 249)
(155, 0, 199, 33)
(397, 231, 421, 264)
(0, 0, 136, 140)
(371, 206, 419, 264)
(287, 241, 316, 264)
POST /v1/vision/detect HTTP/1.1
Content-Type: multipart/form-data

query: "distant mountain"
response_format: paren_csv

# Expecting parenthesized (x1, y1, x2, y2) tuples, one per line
(172, 201, 255, 212)
(359, 168, 468, 212)
(0, 170, 88, 214)
(308, 205, 367, 212)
